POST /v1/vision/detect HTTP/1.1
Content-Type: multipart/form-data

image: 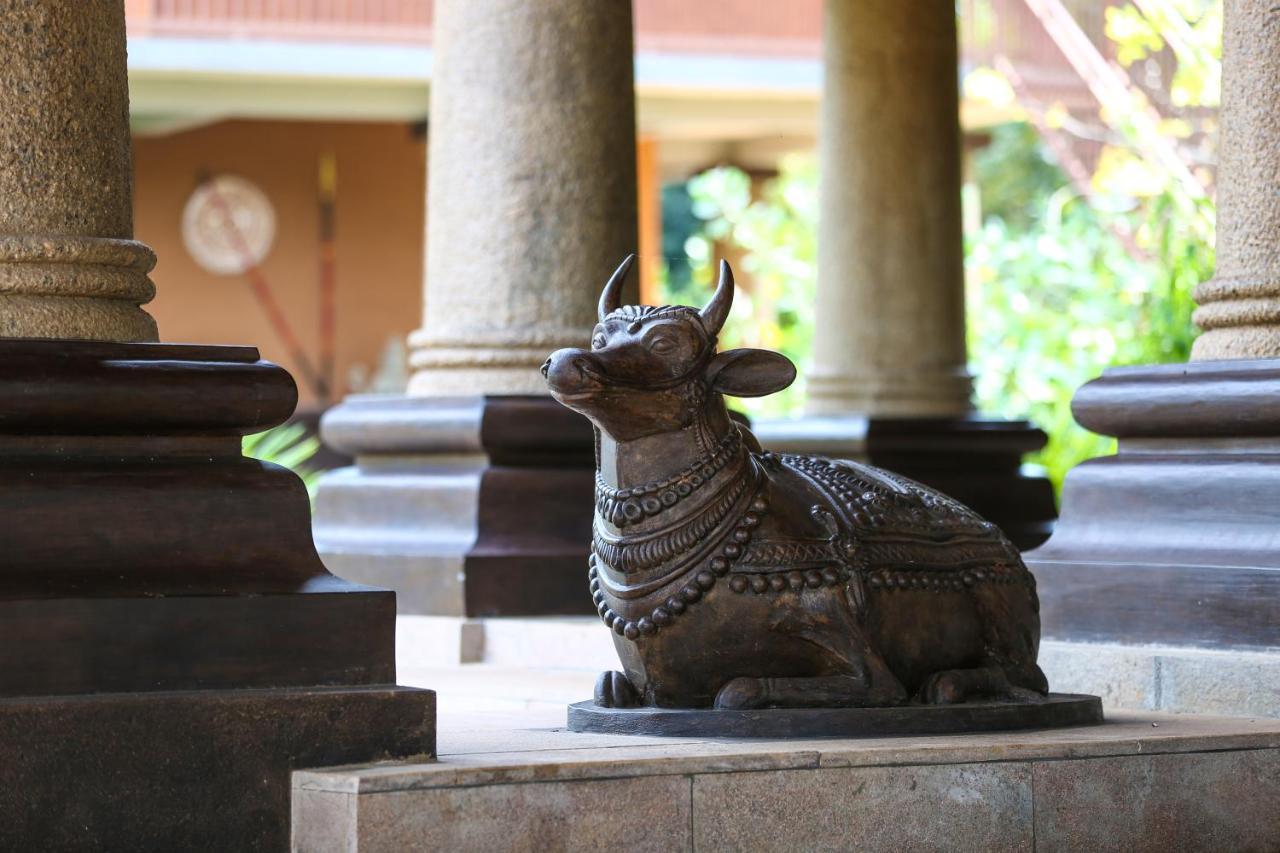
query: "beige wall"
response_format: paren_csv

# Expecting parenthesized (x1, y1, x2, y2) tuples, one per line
(134, 119, 425, 406)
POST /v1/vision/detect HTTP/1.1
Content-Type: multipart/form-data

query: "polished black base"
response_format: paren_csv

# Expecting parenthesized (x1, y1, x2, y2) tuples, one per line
(567, 694, 1103, 739)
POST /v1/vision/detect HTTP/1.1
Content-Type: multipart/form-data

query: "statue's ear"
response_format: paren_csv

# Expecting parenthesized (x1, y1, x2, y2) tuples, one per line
(704, 348, 797, 398)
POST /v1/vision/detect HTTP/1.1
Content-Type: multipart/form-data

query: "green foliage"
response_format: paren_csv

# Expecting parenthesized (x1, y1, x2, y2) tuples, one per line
(1106, 0, 1221, 109)
(243, 423, 322, 497)
(972, 123, 1071, 231)
(668, 130, 1210, 494)
(664, 5, 1220, 497)
(681, 155, 818, 418)
(966, 183, 1208, 489)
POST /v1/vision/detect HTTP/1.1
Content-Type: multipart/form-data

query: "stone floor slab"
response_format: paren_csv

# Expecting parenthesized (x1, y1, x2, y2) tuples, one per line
(1033, 748, 1280, 853)
(692, 762, 1033, 852)
(300, 775, 691, 853)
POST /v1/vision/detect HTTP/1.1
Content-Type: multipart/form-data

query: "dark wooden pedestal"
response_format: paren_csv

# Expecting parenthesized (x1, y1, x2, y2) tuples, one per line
(1027, 359, 1280, 649)
(317, 394, 596, 617)
(0, 340, 434, 850)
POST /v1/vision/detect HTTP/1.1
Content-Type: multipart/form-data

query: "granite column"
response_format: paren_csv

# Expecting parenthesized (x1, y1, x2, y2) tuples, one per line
(756, 0, 1055, 549)
(314, 0, 638, 626)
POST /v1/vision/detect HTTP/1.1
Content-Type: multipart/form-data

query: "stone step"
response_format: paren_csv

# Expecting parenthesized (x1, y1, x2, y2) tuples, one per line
(293, 706, 1280, 851)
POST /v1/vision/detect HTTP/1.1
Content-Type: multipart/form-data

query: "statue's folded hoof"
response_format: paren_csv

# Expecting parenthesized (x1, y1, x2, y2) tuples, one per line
(594, 670, 639, 708)
(714, 677, 768, 710)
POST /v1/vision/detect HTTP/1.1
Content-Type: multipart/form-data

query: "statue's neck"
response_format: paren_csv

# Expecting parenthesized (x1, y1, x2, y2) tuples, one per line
(597, 401, 735, 491)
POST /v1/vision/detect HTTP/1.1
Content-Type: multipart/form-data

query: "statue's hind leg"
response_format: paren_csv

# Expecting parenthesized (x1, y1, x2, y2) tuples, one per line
(920, 661, 1048, 705)
(715, 674, 904, 709)
(919, 568, 1049, 705)
(714, 589, 906, 710)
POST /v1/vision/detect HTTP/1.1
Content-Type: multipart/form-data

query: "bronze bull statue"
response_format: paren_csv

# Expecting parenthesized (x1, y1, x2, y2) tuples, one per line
(542, 256, 1048, 711)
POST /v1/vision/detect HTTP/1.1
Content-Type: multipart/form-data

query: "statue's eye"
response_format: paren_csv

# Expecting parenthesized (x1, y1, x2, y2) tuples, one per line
(591, 334, 607, 350)
(649, 337, 676, 354)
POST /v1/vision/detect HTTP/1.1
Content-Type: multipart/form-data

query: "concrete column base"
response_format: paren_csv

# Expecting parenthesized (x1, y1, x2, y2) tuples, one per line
(1027, 359, 1280, 650)
(315, 394, 596, 617)
(754, 414, 1056, 550)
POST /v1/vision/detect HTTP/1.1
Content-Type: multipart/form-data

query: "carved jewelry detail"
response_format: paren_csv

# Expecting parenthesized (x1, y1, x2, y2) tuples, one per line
(864, 563, 1033, 593)
(594, 427, 741, 528)
(591, 493, 769, 640)
(592, 467, 752, 575)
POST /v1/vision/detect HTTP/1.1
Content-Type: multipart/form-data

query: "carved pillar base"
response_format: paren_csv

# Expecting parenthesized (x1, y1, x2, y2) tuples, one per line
(315, 394, 595, 617)
(754, 416, 1056, 551)
(1026, 359, 1280, 649)
(0, 340, 434, 848)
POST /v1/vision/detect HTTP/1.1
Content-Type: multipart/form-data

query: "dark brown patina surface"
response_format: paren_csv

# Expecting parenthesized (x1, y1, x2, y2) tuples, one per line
(544, 256, 1049, 710)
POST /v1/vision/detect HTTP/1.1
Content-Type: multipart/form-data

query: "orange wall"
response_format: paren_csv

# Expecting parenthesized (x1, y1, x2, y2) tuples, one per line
(133, 119, 425, 407)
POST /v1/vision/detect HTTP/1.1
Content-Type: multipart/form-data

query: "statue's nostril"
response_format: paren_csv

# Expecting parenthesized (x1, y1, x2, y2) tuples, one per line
(540, 357, 552, 378)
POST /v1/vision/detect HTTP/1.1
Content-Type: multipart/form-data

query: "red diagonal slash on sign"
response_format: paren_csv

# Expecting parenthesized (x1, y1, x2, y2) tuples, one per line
(203, 178, 329, 401)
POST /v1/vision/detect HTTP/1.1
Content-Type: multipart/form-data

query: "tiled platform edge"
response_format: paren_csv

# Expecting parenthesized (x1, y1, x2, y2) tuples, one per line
(292, 712, 1280, 852)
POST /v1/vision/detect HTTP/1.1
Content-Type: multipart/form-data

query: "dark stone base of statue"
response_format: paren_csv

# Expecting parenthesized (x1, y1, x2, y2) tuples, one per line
(568, 693, 1102, 738)
(0, 340, 433, 849)
(1029, 359, 1280, 649)
(543, 257, 1098, 730)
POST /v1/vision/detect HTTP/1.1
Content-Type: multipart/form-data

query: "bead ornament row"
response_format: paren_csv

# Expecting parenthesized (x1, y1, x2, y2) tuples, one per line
(591, 492, 768, 639)
(594, 428, 741, 528)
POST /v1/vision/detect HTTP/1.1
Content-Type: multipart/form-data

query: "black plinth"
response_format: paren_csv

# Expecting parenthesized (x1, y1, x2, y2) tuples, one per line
(0, 686, 432, 851)
(1027, 359, 1280, 649)
(567, 694, 1103, 738)
(317, 393, 597, 617)
(864, 417, 1057, 551)
(0, 340, 434, 850)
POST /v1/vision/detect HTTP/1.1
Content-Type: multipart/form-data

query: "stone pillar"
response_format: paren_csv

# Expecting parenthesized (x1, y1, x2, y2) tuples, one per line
(314, 0, 638, 625)
(755, 0, 1055, 550)
(1190, 0, 1280, 360)
(408, 0, 637, 395)
(807, 0, 970, 417)
(0, 3, 432, 846)
(1026, 0, 1280, 710)
(0, 0, 157, 342)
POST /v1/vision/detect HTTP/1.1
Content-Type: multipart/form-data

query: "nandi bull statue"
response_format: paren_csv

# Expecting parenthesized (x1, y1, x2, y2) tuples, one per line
(544, 257, 1096, 733)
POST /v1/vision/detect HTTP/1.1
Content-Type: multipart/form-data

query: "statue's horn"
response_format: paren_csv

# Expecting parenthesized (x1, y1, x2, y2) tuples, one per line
(699, 259, 734, 336)
(598, 254, 635, 321)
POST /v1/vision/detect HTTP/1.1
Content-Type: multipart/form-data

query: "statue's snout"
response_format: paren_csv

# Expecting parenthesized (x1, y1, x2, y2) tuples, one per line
(543, 347, 604, 396)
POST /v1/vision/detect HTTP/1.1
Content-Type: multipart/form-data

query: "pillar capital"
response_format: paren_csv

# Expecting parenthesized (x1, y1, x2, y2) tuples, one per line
(0, 0, 158, 342)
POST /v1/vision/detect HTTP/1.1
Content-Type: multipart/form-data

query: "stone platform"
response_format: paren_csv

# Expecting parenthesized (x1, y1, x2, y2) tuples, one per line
(293, 667, 1280, 852)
